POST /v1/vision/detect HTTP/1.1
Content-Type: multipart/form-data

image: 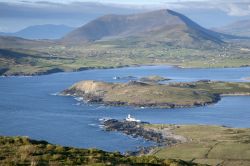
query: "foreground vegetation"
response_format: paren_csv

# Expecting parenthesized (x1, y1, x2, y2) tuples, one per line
(146, 125, 250, 166)
(0, 136, 203, 166)
(62, 80, 250, 108)
(2, 125, 249, 166)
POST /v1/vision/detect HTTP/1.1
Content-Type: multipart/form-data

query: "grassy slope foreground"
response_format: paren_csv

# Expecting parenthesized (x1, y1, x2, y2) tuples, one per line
(62, 80, 250, 108)
(146, 125, 250, 166)
(0, 136, 203, 166)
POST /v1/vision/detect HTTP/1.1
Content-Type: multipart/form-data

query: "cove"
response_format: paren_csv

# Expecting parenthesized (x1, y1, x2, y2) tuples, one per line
(0, 65, 250, 152)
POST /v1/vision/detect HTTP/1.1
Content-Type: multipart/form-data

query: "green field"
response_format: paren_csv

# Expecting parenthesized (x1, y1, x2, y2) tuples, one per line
(1, 39, 250, 75)
(145, 125, 250, 166)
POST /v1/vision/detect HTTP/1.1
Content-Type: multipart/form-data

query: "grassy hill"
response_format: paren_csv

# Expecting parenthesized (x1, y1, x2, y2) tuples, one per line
(0, 136, 203, 166)
(0, 24, 75, 40)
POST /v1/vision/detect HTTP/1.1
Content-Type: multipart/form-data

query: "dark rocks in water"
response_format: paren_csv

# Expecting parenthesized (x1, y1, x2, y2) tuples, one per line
(77, 67, 95, 71)
(35, 68, 65, 75)
(83, 93, 104, 102)
(103, 119, 164, 143)
(104, 101, 127, 106)
(0, 68, 8, 75)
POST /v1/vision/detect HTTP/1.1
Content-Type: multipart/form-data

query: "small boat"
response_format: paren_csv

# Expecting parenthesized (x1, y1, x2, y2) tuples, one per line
(113, 76, 121, 80)
(125, 114, 141, 122)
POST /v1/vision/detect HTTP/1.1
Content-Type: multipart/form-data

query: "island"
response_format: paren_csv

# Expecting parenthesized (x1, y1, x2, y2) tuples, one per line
(61, 80, 250, 108)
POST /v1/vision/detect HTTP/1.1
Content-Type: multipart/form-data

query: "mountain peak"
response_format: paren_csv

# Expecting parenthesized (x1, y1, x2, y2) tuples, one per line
(61, 9, 224, 48)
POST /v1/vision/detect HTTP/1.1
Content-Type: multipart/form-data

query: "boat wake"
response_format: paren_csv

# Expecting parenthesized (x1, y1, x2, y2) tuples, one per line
(50, 92, 59, 96)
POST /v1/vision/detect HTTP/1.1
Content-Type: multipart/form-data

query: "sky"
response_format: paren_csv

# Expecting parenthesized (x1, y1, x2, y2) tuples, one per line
(1, 0, 250, 32)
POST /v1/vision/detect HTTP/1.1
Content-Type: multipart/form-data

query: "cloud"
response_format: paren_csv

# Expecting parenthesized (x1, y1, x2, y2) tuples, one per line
(0, 1, 143, 19)
(1, 0, 250, 32)
(97, 0, 250, 17)
(223, 3, 250, 16)
(159, 0, 250, 16)
(2, 0, 250, 17)
(0, 1, 145, 32)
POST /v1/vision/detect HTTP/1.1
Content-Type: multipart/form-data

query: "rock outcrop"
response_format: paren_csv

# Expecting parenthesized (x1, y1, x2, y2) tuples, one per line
(102, 119, 179, 145)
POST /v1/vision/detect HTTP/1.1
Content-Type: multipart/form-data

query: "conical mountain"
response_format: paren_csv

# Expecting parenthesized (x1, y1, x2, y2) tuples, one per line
(62, 9, 224, 48)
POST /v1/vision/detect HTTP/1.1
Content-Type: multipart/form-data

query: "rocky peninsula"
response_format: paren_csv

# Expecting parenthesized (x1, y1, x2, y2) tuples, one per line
(102, 119, 184, 145)
(101, 118, 187, 156)
(101, 119, 250, 166)
(61, 80, 250, 108)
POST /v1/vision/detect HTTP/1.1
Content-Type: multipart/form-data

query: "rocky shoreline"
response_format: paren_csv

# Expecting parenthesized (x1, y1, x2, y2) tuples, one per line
(0, 65, 132, 76)
(101, 119, 186, 155)
(103, 119, 165, 143)
(102, 96, 221, 108)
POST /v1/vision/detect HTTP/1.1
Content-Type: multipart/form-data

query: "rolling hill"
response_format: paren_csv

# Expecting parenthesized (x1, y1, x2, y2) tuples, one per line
(0, 36, 55, 48)
(62, 9, 227, 48)
(213, 19, 250, 37)
(0, 24, 75, 40)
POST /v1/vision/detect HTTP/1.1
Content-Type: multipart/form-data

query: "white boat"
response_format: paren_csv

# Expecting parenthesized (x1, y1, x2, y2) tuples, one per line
(125, 114, 141, 122)
(113, 76, 120, 80)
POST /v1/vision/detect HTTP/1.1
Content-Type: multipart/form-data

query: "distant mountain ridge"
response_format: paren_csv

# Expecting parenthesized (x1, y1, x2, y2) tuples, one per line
(61, 9, 231, 48)
(213, 19, 250, 37)
(0, 24, 75, 40)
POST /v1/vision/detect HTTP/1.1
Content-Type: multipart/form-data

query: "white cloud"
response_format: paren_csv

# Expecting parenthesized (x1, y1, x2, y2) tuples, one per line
(1, 0, 250, 32)
(157, 0, 250, 16)
(224, 3, 250, 16)
(104, 0, 250, 16)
